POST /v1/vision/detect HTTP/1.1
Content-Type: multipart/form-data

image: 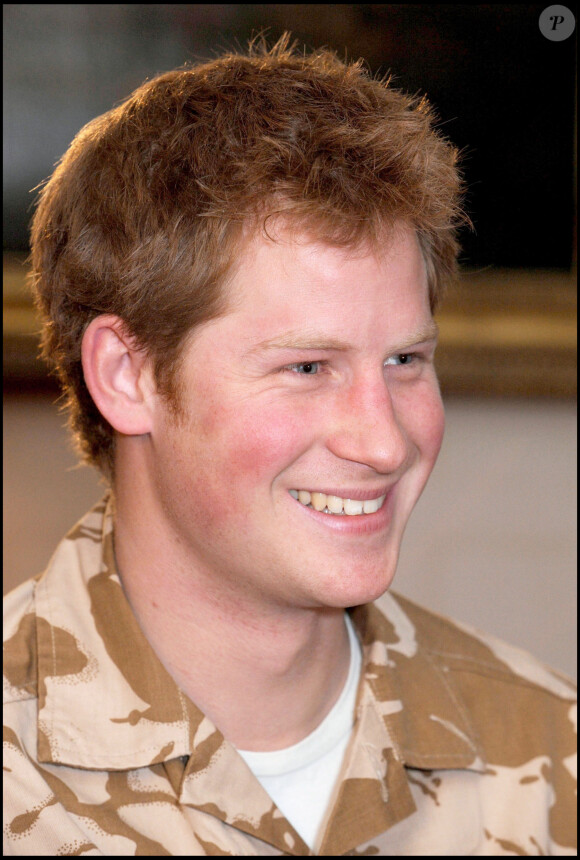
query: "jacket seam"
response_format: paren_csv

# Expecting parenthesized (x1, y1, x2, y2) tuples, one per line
(425, 648, 576, 699)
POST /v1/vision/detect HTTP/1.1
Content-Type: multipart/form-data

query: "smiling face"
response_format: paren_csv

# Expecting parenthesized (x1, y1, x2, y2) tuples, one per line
(146, 224, 445, 610)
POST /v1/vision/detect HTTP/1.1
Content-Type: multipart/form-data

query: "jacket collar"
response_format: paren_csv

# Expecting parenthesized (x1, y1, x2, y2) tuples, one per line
(35, 494, 204, 769)
(351, 598, 486, 772)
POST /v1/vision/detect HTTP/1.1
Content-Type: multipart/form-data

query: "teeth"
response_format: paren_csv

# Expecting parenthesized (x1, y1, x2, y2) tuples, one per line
(344, 498, 364, 516)
(290, 490, 386, 516)
(363, 497, 383, 514)
(310, 492, 327, 512)
(326, 495, 344, 514)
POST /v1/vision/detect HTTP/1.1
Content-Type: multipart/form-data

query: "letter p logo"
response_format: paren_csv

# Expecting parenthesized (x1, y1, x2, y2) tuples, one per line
(539, 5, 576, 40)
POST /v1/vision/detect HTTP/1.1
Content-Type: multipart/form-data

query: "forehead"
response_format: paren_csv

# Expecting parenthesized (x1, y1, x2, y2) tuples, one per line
(184, 222, 433, 360)
(226, 223, 428, 314)
(184, 222, 436, 367)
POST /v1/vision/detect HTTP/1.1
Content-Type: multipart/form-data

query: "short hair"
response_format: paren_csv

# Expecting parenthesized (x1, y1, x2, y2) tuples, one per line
(30, 33, 467, 478)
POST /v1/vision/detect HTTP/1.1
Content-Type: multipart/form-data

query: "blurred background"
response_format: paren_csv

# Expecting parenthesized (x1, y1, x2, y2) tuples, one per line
(3, 5, 577, 677)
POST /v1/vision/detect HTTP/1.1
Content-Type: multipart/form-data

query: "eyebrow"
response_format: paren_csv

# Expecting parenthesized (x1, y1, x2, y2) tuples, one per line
(252, 321, 439, 353)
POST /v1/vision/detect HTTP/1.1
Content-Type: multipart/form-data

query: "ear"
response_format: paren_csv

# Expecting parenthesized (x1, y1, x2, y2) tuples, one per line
(81, 315, 155, 436)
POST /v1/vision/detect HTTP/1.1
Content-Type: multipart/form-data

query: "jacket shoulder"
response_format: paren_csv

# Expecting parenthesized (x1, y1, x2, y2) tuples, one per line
(389, 590, 576, 701)
(384, 590, 576, 779)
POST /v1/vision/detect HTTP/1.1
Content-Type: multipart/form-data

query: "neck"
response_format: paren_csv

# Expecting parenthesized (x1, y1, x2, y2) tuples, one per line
(112, 467, 351, 751)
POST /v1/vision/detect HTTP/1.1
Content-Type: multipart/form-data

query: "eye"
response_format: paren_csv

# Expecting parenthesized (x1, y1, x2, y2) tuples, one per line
(286, 361, 321, 375)
(384, 353, 415, 367)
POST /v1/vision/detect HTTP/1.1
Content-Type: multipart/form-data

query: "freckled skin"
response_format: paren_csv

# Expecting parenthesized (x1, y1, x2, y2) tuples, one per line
(145, 224, 445, 611)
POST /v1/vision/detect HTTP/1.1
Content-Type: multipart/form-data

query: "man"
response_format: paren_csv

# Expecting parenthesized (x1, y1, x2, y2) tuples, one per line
(4, 34, 576, 856)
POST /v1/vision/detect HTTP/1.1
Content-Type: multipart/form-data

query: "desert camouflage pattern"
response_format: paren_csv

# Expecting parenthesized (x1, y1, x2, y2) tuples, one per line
(4, 495, 577, 855)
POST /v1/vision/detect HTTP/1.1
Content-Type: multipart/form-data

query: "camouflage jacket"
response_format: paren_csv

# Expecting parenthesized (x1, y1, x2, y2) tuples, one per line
(4, 495, 577, 855)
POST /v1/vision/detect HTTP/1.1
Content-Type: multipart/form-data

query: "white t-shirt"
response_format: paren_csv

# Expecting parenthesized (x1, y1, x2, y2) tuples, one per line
(237, 613, 362, 851)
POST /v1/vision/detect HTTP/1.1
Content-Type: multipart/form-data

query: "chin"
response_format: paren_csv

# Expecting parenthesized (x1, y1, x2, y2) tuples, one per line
(314, 557, 398, 610)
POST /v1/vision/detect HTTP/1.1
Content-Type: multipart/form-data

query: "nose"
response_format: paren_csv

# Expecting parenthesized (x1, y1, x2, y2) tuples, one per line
(325, 373, 410, 475)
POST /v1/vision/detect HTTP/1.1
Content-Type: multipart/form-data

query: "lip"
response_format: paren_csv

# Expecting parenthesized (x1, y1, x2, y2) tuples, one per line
(288, 486, 396, 535)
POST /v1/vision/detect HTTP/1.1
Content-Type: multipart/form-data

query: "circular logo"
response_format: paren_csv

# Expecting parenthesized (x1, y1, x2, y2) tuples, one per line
(539, 5, 576, 40)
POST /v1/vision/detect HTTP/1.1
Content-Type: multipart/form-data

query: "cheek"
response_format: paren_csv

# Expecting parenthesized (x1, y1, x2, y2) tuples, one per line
(419, 389, 445, 462)
(226, 412, 306, 481)
(192, 396, 311, 508)
(399, 382, 445, 464)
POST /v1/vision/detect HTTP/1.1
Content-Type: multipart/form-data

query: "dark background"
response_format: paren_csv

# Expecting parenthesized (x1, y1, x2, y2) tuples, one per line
(3, 4, 577, 271)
